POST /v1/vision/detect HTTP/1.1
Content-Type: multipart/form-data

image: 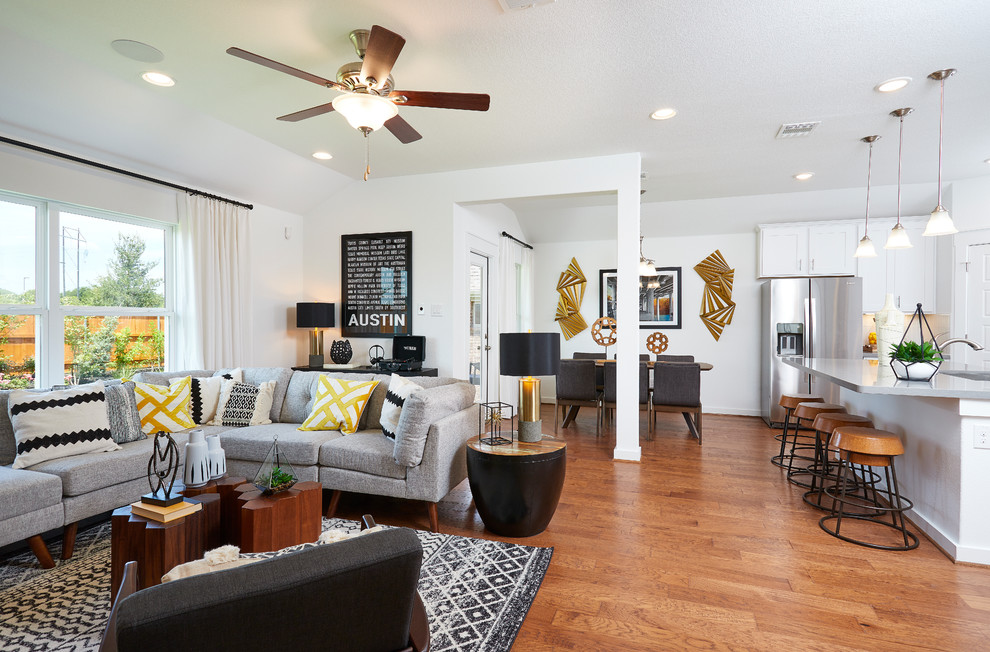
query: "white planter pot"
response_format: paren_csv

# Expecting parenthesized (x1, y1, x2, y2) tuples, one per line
(183, 429, 210, 487)
(890, 359, 940, 382)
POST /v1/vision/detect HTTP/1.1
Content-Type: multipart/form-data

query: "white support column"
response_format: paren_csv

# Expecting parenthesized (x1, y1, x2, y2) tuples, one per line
(614, 156, 642, 461)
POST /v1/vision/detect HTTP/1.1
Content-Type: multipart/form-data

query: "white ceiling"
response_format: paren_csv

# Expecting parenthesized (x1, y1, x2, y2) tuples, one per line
(2, 1, 989, 222)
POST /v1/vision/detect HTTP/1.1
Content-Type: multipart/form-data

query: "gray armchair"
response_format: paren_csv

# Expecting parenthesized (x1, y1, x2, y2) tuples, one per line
(651, 362, 703, 444)
(100, 525, 428, 652)
(601, 361, 650, 430)
(554, 359, 600, 434)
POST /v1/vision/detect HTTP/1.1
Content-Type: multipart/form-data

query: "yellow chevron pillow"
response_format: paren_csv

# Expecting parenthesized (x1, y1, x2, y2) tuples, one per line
(298, 376, 378, 435)
(134, 376, 196, 434)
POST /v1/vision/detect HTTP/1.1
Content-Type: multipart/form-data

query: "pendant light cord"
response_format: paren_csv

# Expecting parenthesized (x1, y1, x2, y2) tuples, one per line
(865, 141, 874, 234)
(897, 115, 904, 226)
(936, 79, 945, 206)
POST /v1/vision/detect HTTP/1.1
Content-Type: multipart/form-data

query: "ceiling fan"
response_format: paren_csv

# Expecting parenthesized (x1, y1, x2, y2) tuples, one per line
(227, 25, 490, 178)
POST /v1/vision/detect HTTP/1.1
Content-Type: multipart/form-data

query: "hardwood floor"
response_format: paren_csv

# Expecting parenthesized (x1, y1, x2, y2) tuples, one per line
(330, 406, 990, 651)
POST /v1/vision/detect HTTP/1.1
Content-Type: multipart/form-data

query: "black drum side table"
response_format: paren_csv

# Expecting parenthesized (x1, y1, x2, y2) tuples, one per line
(466, 436, 566, 537)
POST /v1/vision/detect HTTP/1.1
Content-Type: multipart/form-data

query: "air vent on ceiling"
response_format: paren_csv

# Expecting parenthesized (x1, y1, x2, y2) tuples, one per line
(776, 121, 821, 139)
(497, 0, 555, 11)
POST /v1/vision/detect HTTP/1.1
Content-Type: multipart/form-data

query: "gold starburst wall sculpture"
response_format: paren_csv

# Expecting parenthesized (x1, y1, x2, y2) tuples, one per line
(555, 258, 587, 340)
(694, 250, 735, 341)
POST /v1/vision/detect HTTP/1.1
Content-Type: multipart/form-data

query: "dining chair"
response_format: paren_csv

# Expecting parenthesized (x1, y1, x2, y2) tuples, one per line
(613, 354, 651, 361)
(600, 361, 650, 430)
(554, 358, 600, 435)
(651, 362, 703, 444)
(573, 351, 606, 390)
(656, 354, 694, 362)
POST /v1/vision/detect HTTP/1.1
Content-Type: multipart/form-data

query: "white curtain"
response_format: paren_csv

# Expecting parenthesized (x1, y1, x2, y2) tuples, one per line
(497, 238, 535, 407)
(176, 195, 252, 369)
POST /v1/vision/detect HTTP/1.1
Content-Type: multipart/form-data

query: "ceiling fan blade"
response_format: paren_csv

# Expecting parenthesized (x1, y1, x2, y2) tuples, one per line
(360, 25, 405, 90)
(384, 115, 423, 144)
(389, 90, 490, 111)
(277, 102, 336, 122)
(227, 46, 344, 90)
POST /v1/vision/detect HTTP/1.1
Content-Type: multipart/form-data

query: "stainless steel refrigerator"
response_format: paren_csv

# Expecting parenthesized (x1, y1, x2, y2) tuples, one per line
(760, 277, 863, 426)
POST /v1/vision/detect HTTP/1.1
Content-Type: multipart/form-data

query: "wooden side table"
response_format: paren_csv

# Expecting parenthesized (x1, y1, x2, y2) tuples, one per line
(235, 481, 323, 553)
(109, 493, 219, 596)
(466, 437, 566, 537)
(180, 476, 247, 547)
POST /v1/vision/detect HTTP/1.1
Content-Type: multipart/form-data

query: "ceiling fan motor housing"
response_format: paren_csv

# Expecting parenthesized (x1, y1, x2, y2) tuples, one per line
(336, 61, 394, 95)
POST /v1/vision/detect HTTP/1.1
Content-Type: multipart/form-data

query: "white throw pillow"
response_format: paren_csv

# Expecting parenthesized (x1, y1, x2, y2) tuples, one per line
(379, 374, 422, 441)
(211, 379, 275, 427)
(174, 370, 242, 425)
(9, 382, 119, 469)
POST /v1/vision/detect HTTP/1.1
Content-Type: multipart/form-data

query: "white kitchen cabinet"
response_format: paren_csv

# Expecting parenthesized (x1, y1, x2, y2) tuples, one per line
(758, 222, 856, 277)
(856, 217, 936, 313)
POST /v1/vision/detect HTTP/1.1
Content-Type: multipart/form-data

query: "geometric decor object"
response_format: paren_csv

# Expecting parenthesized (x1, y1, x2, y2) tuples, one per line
(694, 249, 736, 341)
(646, 331, 669, 354)
(554, 257, 588, 340)
(142, 431, 182, 507)
(591, 317, 616, 348)
(890, 303, 943, 382)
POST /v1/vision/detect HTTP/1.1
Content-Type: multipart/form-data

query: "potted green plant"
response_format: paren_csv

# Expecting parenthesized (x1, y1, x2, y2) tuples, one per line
(889, 340, 942, 381)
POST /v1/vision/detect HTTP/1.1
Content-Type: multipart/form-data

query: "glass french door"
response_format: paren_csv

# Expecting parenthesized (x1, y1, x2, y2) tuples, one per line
(468, 252, 490, 402)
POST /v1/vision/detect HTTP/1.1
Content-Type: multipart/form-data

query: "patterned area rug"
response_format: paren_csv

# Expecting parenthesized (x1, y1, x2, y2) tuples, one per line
(0, 519, 552, 652)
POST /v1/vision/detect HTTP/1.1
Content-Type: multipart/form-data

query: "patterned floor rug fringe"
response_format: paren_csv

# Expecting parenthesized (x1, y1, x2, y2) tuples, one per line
(0, 519, 552, 652)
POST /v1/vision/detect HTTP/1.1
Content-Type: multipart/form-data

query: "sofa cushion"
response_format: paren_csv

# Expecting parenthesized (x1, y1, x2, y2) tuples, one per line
(131, 370, 213, 385)
(9, 382, 119, 469)
(219, 422, 342, 466)
(211, 380, 275, 427)
(393, 382, 476, 467)
(134, 377, 196, 434)
(380, 374, 422, 441)
(106, 381, 145, 444)
(216, 368, 293, 423)
(320, 432, 407, 480)
(0, 465, 63, 521)
(26, 434, 162, 497)
(280, 371, 379, 424)
(299, 377, 378, 435)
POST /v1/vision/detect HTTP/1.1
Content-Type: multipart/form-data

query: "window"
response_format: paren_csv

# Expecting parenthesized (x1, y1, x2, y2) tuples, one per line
(0, 191, 174, 388)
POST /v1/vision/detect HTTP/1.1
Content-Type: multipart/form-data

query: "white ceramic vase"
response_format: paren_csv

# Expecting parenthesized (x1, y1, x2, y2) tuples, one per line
(206, 434, 226, 480)
(183, 429, 210, 487)
(875, 294, 904, 368)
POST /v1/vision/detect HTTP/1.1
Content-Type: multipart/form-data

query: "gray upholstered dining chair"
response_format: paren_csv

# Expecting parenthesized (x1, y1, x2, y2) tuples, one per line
(573, 351, 606, 390)
(554, 358, 600, 435)
(651, 362, 703, 444)
(656, 354, 694, 362)
(600, 360, 650, 430)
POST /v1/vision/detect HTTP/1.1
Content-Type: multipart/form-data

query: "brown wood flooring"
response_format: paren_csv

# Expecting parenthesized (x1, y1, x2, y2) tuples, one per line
(330, 406, 990, 651)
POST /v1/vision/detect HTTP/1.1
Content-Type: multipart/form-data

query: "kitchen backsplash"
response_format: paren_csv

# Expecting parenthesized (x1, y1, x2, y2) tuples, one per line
(861, 312, 951, 355)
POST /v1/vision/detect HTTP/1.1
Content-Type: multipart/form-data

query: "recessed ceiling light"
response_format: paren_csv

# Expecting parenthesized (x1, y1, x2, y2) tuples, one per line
(312, 151, 333, 160)
(875, 77, 912, 93)
(650, 108, 677, 120)
(984, 158, 990, 165)
(793, 172, 814, 181)
(141, 71, 174, 87)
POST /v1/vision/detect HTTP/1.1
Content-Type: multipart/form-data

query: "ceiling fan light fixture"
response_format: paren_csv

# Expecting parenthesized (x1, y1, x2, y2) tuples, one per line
(331, 92, 397, 132)
(141, 71, 174, 87)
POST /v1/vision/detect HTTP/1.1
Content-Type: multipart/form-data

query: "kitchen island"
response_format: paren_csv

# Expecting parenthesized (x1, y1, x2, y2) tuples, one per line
(783, 357, 990, 565)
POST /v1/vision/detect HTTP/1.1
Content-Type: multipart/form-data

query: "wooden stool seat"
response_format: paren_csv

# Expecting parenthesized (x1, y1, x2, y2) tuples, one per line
(779, 393, 824, 410)
(831, 427, 904, 457)
(793, 402, 846, 422)
(810, 413, 874, 438)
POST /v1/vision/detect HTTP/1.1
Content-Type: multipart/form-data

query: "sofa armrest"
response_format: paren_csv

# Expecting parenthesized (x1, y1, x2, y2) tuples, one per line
(405, 403, 480, 503)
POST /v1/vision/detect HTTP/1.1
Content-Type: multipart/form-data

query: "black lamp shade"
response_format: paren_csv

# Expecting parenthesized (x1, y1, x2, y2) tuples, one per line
(500, 332, 560, 376)
(296, 302, 335, 328)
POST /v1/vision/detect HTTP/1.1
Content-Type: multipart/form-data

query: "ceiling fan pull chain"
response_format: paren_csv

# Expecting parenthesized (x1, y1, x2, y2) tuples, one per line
(364, 130, 371, 181)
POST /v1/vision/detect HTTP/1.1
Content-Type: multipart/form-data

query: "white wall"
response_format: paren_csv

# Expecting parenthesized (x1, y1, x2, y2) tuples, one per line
(534, 232, 760, 416)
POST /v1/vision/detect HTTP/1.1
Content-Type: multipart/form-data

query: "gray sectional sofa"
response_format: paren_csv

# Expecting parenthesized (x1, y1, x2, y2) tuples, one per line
(0, 367, 479, 568)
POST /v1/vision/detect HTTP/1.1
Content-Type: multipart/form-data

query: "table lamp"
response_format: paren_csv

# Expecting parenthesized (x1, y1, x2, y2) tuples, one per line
(500, 332, 560, 443)
(296, 302, 335, 368)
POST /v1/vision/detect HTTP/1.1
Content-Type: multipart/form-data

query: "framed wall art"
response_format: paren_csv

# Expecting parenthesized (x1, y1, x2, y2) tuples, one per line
(341, 231, 412, 338)
(599, 267, 682, 329)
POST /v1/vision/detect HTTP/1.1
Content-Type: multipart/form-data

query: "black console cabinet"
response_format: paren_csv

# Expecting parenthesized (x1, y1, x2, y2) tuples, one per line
(291, 365, 439, 377)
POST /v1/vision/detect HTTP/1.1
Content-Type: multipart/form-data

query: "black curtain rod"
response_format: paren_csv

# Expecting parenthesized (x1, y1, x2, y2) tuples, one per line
(0, 135, 254, 210)
(501, 230, 533, 249)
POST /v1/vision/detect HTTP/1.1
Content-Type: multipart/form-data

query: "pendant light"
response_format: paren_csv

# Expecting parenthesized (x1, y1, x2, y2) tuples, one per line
(854, 135, 881, 258)
(924, 68, 959, 236)
(885, 108, 914, 250)
(638, 235, 657, 276)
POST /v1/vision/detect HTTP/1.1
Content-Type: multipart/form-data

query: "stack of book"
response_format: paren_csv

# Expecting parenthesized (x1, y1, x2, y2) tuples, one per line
(130, 499, 202, 523)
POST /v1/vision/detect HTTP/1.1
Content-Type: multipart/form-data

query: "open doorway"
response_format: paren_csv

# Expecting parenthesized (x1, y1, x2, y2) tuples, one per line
(468, 251, 490, 402)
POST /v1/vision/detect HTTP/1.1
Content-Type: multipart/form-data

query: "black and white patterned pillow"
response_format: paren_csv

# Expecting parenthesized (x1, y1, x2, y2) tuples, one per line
(9, 382, 119, 468)
(176, 370, 241, 425)
(379, 374, 422, 440)
(105, 381, 145, 444)
(211, 380, 275, 427)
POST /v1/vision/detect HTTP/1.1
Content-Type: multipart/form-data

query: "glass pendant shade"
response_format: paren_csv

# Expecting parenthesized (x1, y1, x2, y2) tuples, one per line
(638, 257, 657, 276)
(854, 234, 877, 258)
(331, 92, 398, 131)
(885, 223, 912, 249)
(924, 205, 958, 236)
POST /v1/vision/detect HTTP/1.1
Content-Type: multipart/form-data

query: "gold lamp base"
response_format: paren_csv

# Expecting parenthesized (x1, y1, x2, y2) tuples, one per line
(518, 377, 543, 443)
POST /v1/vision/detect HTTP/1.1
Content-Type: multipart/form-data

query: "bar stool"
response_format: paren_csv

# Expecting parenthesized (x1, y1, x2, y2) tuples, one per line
(786, 402, 846, 488)
(803, 412, 874, 511)
(772, 393, 823, 468)
(819, 426, 919, 551)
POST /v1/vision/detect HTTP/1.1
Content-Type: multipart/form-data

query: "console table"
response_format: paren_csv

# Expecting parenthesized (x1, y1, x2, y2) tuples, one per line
(466, 437, 566, 537)
(291, 365, 439, 377)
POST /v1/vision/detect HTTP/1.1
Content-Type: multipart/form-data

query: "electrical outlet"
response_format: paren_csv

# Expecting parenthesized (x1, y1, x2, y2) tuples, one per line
(431, 303, 444, 317)
(975, 426, 990, 449)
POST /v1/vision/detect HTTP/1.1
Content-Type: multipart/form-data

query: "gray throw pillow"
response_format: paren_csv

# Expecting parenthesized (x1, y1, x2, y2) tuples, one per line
(105, 381, 145, 444)
(392, 382, 476, 467)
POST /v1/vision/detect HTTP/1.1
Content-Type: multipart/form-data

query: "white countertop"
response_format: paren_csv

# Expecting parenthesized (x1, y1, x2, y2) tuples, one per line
(782, 357, 990, 399)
